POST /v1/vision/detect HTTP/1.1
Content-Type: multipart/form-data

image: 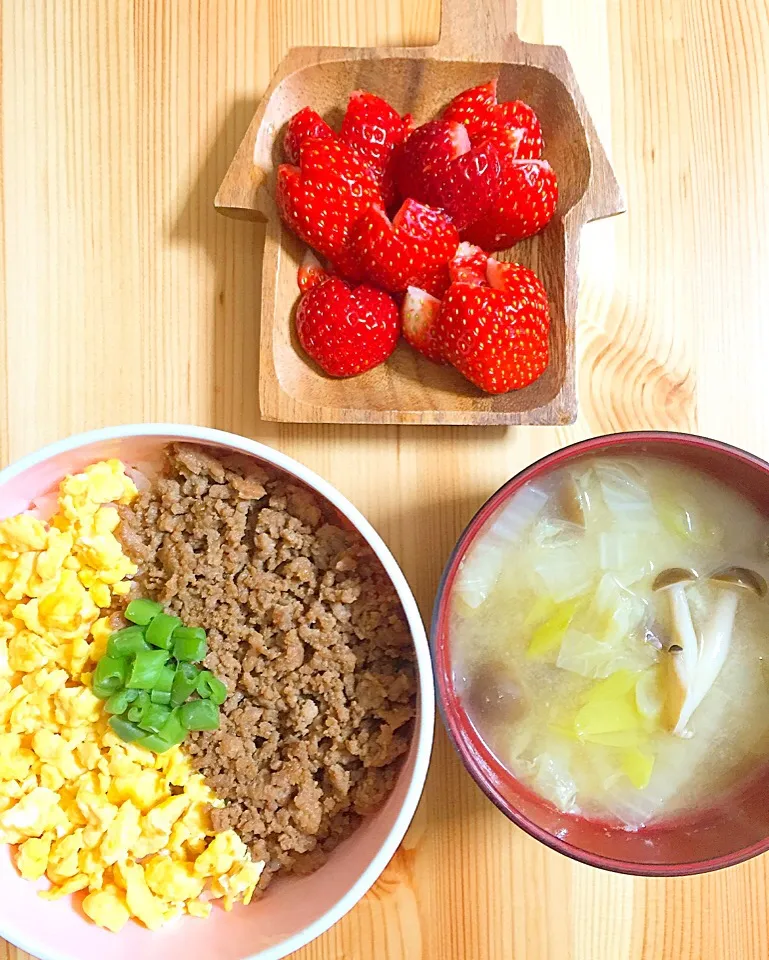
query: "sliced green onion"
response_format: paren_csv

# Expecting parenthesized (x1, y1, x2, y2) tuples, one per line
(137, 708, 187, 753)
(170, 662, 200, 706)
(173, 632, 207, 663)
(127, 649, 170, 689)
(145, 612, 181, 650)
(105, 689, 134, 715)
(138, 703, 172, 734)
(108, 716, 145, 742)
(92, 656, 129, 699)
(179, 698, 220, 731)
(154, 664, 176, 694)
(150, 689, 172, 705)
(127, 691, 151, 723)
(173, 626, 206, 643)
(196, 670, 228, 706)
(125, 597, 163, 626)
(107, 626, 151, 659)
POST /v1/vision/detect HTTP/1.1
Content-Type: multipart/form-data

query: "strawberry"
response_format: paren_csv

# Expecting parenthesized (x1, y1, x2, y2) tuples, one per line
(295, 277, 400, 377)
(276, 138, 380, 277)
(462, 131, 558, 251)
(449, 242, 490, 285)
(435, 282, 550, 393)
(401, 286, 445, 363)
(284, 107, 335, 164)
(486, 258, 549, 329)
(340, 91, 413, 207)
(441, 80, 543, 159)
(349, 198, 458, 296)
(297, 249, 329, 294)
(394, 120, 503, 231)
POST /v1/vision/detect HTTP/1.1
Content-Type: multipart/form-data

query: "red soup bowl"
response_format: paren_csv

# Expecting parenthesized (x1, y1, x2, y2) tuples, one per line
(431, 431, 769, 877)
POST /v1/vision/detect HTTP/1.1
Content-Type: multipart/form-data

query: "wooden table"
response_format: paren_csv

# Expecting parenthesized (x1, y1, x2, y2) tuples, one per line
(1, 1, 768, 958)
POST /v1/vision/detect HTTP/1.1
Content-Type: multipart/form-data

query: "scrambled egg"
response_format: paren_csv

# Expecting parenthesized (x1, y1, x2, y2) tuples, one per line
(0, 460, 264, 932)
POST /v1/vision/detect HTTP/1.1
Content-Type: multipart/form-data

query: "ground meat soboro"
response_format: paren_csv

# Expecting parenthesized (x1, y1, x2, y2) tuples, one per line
(118, 445, 417, 885)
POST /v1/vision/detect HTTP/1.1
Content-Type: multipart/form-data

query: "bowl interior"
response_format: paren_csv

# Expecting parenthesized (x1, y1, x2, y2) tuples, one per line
(0, 430, 429, 960)
(256, 58, 591, 424)
(432, 433, 769, 875)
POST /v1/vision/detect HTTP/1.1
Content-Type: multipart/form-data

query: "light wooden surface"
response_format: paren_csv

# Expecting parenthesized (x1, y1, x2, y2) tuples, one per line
(1, 1, 768, 958)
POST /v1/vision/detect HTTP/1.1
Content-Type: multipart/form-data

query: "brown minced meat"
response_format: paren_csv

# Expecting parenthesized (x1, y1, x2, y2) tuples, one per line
(117, 444, 417, 886)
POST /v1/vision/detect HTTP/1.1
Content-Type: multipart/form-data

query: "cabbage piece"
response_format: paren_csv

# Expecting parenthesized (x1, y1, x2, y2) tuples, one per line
(530, 749, 579, 813)
(557, 629, 657, 679)
(574, 696, 641, 741)
(487, 484, 549, 543)
(535, 548, 596, 603)
(657, 495, 723, 546)
(527, 597, 583, 659)
(588, 574, 648, 645)
(598, 532, 654, 586)
(622, 748, 655, 790)
(523, 594, 555, 629)
(454, 543, 505, 609)
(532, 517, 585, 550)
(596, 462, 658, 529)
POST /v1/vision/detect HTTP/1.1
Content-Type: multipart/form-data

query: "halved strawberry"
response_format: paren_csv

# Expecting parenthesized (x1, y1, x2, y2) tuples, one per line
(284, 107, 335, 164)
(297, 249, 329, 294)
(402, 287, 445, 364)
(340, 91, 413, 207)
(394, 121, 503, 231)
(462, 131, 558, 251)
(441, 80, 543, 159)
(276, 138, 381, 277)
(295, 277, 400, 377)
(449, 242, 490, 285)
(435, 281, 550, 393)
(349, 198, 458, 296)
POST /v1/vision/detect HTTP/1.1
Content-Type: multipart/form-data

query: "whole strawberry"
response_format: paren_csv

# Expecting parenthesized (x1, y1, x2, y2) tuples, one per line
(462, 131, 558, 251)
(350, 198, 458, 296)
(340, 91, 413, 207)
(442, 80, 543, 159)
(284, 107, 335, 164)
(295, 276, 400, 377)
(435, 281, 550, 392)
(276, 138, 381, 279)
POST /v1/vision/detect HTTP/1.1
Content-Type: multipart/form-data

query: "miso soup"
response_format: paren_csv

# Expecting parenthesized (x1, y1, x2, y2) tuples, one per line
(450, 457, 769, 828)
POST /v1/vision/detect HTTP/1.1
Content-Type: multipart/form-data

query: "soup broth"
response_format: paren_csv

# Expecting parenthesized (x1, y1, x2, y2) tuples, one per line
(450, 456, 769, 828)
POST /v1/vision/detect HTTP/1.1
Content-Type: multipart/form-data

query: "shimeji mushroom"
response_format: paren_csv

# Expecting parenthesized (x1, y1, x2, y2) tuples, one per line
(652, 567, 700, 736)
(657, 565, 768, 737)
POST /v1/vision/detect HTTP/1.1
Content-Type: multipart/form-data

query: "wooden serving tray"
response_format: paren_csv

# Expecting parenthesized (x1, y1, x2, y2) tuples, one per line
(215, 0, 624, 426)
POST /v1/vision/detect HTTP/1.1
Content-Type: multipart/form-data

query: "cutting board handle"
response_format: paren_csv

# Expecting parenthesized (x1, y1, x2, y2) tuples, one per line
(436, 0, 521, 59)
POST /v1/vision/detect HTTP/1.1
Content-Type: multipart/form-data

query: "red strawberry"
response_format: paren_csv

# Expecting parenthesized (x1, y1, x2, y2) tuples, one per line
(295, 277, 400, 377)
(349, 198, 458, 296)
(284, 107, 335, 164)
(276, 139, 380, 277)
(486, 258, 549, 330)
(394, 121, 503, 231)
(340, 91, 413, 207)
(435, 282, 550, 393)
(441, 80, 543, 159)
(402, 286, 445, 364)
(449, 242, 490, 285)
(462, 132, 558, 251)
(297, 249, 329, 294)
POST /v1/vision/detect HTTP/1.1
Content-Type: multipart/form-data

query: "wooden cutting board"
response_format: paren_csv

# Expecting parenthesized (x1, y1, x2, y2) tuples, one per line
(1, 1, 769, 959)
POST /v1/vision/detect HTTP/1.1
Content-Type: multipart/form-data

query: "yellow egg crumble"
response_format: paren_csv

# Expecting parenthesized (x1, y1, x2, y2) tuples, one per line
(0, 460, 264, 932)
